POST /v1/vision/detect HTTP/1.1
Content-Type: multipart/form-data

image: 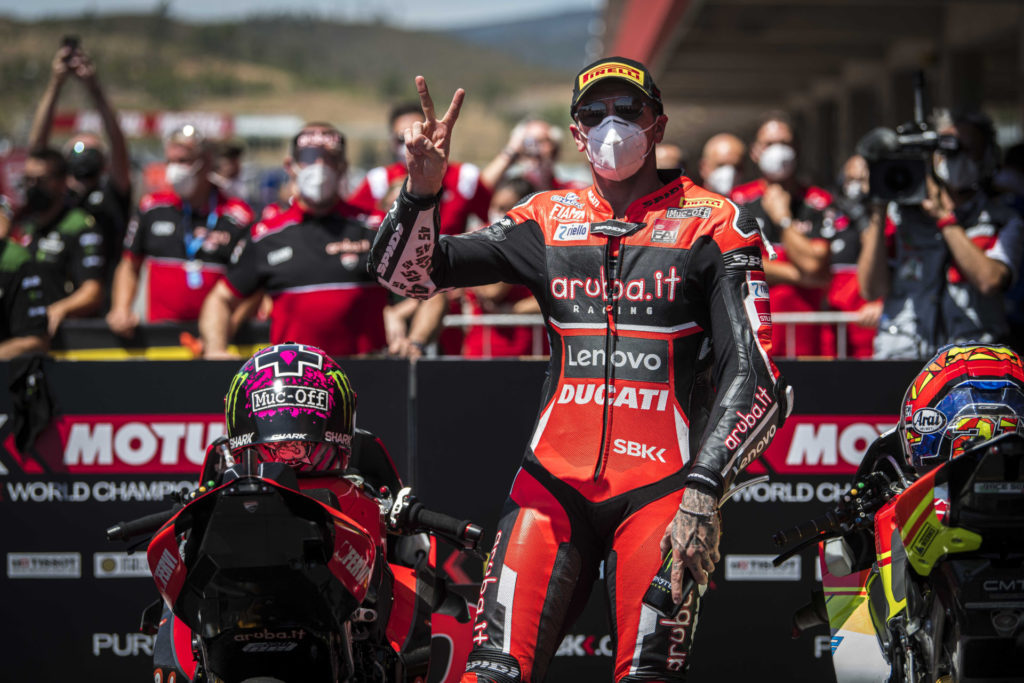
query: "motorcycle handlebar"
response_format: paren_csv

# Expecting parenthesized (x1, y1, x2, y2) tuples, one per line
(772, 510, 841, 548)
(406, 502, 482, 551)
(106, 506, 180, 542)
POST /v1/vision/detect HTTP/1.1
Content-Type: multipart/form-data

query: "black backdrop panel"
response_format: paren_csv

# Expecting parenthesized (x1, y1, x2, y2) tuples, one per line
(414, 360, 917, 681)
(0, 358, 919, 681)
(0, 359, 408, 682)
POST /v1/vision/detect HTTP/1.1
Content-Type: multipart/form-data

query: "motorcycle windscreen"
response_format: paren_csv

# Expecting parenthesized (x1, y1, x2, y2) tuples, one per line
(176, 481, 374, 634)
(172, 480, 376, 682)
(818, 543, 889, 683)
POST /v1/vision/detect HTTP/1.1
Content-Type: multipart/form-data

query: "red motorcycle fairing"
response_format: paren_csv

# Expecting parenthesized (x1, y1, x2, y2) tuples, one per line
(146, 476, 378, 608)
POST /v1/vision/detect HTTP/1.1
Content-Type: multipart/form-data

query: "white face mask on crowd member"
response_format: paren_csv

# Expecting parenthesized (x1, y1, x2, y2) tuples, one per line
(705, 164, 737, 195)
(934, 153, 981, 193)
(844, 180, 865, 201)
(165, 161, 201, 198)
(296, 163, 339, 206)
(581, 116, 657, 182)
(758, 143, 797, 182)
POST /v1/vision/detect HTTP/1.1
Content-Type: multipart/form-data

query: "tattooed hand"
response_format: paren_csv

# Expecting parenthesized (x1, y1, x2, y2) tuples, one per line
(659, 487, 721, 603)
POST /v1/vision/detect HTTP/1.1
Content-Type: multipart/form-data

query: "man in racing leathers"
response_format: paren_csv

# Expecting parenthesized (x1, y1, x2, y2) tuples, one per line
(368, 57, 788, 682)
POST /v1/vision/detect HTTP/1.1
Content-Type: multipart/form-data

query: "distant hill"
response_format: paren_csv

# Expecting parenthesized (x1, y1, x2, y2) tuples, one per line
(0, 11, 579, 161)
(443, 10, 597, 72)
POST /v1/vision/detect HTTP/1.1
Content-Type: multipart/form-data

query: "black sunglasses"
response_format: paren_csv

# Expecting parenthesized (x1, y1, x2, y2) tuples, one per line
(575, 96, 647, 128)
(294, 146, 340, 165)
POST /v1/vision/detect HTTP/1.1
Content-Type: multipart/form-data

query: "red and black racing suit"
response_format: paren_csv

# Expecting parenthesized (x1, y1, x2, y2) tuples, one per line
(369, 173, 785, 682)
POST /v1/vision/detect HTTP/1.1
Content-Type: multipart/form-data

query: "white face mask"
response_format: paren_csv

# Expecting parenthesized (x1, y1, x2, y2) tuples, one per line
(165, 161, 200, 198)
(758, 143, 797, 181)
(296, 163, 339, 205)
(581, 116, 656, 182)
(843, 180, 866, 201)
(935, 153, 980, 192)
(705, 164, 737, 195)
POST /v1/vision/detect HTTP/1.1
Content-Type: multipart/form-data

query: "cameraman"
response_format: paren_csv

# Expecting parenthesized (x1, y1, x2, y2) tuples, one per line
(858, 110, 1023, 359)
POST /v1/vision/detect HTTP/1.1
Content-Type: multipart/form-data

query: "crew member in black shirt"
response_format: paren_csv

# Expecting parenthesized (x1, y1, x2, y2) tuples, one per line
(199, 123, 386, 357)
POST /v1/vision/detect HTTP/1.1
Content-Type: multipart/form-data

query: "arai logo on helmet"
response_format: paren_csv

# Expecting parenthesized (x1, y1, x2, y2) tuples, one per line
(912, 408, 947, 434)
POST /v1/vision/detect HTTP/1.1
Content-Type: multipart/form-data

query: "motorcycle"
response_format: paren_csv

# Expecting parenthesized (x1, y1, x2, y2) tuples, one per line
(106, 428, 483, 683)
(772, 431, 1024, 683)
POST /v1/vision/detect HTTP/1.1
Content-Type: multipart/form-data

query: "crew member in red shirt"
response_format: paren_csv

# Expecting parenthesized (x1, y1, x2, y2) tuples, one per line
(731, 113, 832, 357)
(199, 123, 386, 358)
(349, 102, 492, 235)
(106, 125, 253, 337)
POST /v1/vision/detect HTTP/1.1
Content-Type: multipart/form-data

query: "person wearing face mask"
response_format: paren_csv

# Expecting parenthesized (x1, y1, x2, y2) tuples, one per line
(698, 133, 745, 197)
(106, 125, 254, 338)
(28, 42, 132, 312)
(348, 102, 494, 236)
(6, 147, 105, 337)
(460, 176, 544, 358)
(199, 123, 386, 358)
(349, 102, 502, 357)
(731, 113, 834, 357)
(369, 57, 788, 683)
(859, 109, 1023, 359)
(817, 154, 882, 358)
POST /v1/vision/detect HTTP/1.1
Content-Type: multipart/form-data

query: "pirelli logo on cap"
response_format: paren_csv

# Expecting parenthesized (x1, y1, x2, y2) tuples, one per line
(579, 62, 645, 90)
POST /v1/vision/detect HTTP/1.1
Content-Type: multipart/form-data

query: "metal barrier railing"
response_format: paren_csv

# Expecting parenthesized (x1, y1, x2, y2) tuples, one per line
(442, 311, 865, 359)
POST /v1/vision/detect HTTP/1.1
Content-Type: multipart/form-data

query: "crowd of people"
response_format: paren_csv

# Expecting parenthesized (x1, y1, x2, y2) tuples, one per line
(3, 41, 1024, 362)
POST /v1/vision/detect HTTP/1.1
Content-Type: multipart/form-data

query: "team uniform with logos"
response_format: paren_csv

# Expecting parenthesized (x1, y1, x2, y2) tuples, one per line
(124, 189, 253, 322)
(224, 201, 386, 356)
(461, 285, 543, 358)
(874, 194, 1024, 359)
(349, 160, 491, 237)
(821, 194, 876, 358)
(350, 161, 492, 354)
(0, 239, 49, 341)
(71, 179, 131, 302)
(11, 206, 105, 308)
(732, 179, 838, 357)
(369, 174, 785, 682)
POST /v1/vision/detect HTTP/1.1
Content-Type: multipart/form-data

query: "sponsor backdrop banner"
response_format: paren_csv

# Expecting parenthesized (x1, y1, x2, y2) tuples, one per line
(0, 359, 915, 680)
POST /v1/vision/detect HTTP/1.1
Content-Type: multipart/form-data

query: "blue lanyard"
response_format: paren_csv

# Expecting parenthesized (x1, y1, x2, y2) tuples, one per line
(182, 194, 220, 260)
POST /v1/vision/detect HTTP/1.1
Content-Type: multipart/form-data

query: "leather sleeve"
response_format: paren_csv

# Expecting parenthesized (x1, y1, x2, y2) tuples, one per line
(368, 186, 544, 299)
(685, 204, 788, 498)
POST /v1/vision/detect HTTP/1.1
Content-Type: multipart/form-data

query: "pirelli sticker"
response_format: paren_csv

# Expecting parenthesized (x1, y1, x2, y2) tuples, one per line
(578, 62, 645, 90)
(679, 197, 724, 209)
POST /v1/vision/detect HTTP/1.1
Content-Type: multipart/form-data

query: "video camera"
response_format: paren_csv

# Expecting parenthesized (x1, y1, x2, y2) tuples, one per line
(857, 71, 959, 205)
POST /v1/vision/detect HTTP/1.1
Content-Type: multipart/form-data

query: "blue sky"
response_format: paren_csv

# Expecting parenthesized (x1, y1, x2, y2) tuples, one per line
(0, 0, 603, 28)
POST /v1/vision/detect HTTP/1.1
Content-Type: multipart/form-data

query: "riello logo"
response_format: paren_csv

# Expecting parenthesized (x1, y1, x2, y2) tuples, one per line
(746, 415, 898, 475)
(5, 415, 226, 474)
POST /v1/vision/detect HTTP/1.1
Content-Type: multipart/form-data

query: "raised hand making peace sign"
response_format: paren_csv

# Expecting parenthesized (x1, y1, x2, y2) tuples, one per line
(402, 76, 464, 197)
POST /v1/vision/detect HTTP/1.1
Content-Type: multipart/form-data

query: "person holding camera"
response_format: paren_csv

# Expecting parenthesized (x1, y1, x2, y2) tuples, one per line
(29, 38, 132, 305)
(858, 110, 1023, 359)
